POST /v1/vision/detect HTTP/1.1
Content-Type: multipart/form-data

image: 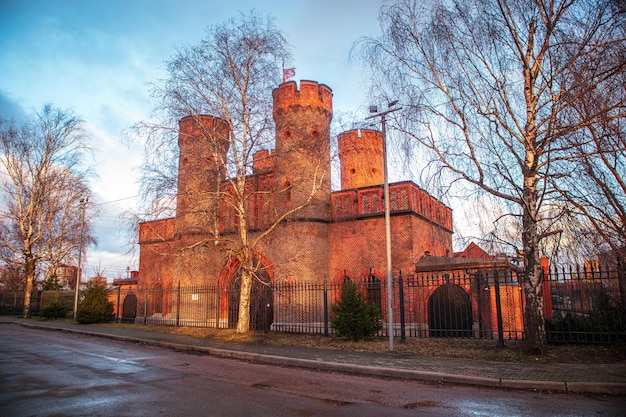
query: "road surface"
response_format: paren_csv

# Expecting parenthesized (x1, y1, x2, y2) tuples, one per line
(1, 324, 624, 416)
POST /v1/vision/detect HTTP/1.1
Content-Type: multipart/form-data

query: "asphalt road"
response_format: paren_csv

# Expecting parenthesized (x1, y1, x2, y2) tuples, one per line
(1, 325, 624, 416)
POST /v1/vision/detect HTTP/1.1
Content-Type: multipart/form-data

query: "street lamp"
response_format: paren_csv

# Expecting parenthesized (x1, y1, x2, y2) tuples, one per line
(366, 102, 401, 352)
(73, 197, 88, 321)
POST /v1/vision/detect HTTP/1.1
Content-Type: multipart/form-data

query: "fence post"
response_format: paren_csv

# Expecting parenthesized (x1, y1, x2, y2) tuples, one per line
(323, 280, 329, 337)
(264, 301, 270, 334)
(618, 260, 626, 326)
(116, 286, 121, 323)
(493, 266, 506, 347)
(176, 281, 181, 327)
(143, 292, 147, 325)
(399, 271, 406, 343)
(215, 285, 221, 329)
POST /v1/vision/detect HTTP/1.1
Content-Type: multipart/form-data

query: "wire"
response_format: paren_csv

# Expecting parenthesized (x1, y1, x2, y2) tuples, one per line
(95, 195, 139, 205)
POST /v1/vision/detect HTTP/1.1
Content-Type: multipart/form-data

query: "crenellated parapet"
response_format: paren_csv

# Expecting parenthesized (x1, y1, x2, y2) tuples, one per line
(331, 181, 453, 232)
(272, 80, 333, 117)
(139, 218, 175, 244)
(178, 115, 230, 148)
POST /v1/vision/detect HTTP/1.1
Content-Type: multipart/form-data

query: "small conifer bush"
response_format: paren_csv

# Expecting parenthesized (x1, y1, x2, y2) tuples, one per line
(76, 280, 114, 324)
(40, 300, 68, 319)
(331, 280, 382, 341)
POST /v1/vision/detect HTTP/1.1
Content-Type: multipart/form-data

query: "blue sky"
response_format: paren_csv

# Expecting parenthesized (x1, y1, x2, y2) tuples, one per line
(0, 0, 384, 280)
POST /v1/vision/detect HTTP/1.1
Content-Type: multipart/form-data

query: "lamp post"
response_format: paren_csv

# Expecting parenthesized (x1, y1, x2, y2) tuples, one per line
(73, 197, 88, 321)
(366, 102, 401, 352)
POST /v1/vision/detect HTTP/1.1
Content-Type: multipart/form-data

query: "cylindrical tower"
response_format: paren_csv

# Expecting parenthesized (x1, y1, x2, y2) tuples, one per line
(338, 128, 384, 189)
(272, 80, 333, 219)
(176, 115, 230, 236)
(269, 80, 332, 285)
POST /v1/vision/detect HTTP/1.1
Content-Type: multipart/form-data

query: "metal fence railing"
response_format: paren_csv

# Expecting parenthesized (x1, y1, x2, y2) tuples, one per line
(2, 262, 624, 344)
(544, 263, 626, 343)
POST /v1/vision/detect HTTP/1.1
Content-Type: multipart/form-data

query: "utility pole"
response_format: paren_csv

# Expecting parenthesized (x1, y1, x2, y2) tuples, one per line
(73, 197, 88, 321)
(366, 102, 401, 352)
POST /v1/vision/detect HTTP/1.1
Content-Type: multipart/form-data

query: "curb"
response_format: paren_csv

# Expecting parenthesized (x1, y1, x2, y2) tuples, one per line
(15, 322, 626, 396)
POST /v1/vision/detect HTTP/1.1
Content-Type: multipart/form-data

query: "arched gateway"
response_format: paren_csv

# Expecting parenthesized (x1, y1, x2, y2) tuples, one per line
(121, 293, 137, 323)
(220, 255, 274, 331)
(428, 283, 473, 338)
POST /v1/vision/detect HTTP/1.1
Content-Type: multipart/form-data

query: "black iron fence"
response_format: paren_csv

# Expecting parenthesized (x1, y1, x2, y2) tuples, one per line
(0, 290, 75, 317)
(2, 263, 625, 344)
(545, 263, 626, 343)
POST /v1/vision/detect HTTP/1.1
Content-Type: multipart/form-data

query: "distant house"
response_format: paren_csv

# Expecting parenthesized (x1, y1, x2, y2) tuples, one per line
(110, 271, 139, 323)
(55, 264, 78, 290)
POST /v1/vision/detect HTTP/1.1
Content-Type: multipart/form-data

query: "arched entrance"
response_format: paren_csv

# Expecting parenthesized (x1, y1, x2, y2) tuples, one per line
(428, 283, 473, 338)
(121, 293, 137, 323)
(226, 260, 273, 331)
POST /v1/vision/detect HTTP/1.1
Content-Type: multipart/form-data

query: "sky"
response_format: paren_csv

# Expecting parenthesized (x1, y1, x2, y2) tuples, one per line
(0, 0, 386, 281)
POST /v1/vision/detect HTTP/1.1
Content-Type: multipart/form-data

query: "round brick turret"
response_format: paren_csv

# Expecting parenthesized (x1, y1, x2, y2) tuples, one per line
(338, 129, 384, 189)
(272, 80, 332, 219)
(177, 115, 230, 236)
(271, 80, 333, 284)
(273, 80, 333, 118)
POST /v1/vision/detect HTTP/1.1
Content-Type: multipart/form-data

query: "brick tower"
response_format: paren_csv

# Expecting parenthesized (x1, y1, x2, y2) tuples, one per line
(338, 128, 384, 189)
(270, 80, 333, 283)
(176, 115, 230, 237)
(272, 80, 332, 217)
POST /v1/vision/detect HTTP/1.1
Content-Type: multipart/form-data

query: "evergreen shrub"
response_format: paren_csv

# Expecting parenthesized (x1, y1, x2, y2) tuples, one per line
(331, 280, 382, 341)
(76, 280, 114, 324)
(40, 300, 68, 319)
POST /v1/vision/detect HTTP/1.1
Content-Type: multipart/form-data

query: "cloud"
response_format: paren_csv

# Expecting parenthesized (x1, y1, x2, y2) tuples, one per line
(0, 0, 387, 279)
(0, 91, 27, 122)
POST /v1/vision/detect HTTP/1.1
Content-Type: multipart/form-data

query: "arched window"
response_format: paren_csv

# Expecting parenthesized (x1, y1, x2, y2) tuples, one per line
(282, 178, 292, 203)
(364, 274, 382, 309)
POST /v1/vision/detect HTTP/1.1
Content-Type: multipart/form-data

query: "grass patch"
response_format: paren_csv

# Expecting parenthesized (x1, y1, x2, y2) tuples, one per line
(97, 322, 626, 364)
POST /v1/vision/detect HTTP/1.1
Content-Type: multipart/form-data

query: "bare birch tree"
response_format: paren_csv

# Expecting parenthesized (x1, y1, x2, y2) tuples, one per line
(134, 12, 327, 333)
(555, 17, 626, 263)
(357, 0, 625, 353)
(554, 119, 625, 264)
(0, 105, 94, 317)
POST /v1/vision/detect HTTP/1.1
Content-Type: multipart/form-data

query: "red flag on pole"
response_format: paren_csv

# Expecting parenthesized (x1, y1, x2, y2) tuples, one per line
(282, 67, 296, 82)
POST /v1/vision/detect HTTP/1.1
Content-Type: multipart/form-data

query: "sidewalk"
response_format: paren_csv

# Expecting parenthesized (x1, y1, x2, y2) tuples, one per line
(2, 317, 625, 396)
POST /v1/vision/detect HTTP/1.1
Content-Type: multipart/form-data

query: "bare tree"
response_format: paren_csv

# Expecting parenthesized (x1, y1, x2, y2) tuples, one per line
(357, 0, 625, 353)
(557, 33, 625, 263)
(0, 105, 94, 317)
(41, 170, 96, 285)
(556, 120, 625, 263)
(0, 254, 23, 292)
(134, 12, 328, 333)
